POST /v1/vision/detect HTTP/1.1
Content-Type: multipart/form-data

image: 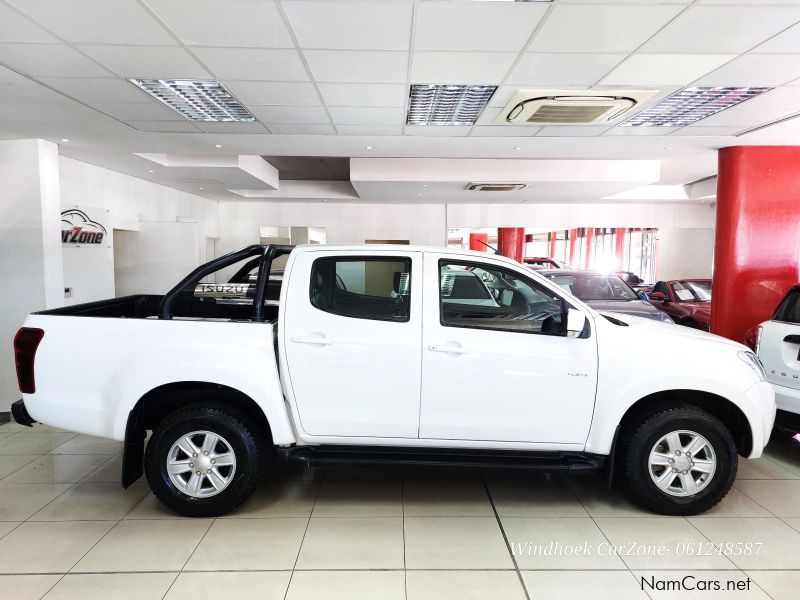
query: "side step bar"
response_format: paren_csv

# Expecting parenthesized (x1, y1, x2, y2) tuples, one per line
(280, 445, 604, 473)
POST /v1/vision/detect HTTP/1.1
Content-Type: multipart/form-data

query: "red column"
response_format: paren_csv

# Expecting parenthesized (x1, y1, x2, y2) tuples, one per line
(497, 227, 525, 262)
(568, 229, 579, 266)
(469, 232, 489, 251)
(713, 146, 800, 342)
(614, 227, 626, 271)
(548, 232, 557, 257)
(584, 228, 595, 269)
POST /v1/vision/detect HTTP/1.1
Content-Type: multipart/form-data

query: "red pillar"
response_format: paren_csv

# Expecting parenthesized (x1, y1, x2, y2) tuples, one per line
(469, 232, 489, 252)
(584, 228, 595, 269)
(713, 146, 800, 342)
(614, 228, 626, 271)
(497, 227, 525, 262)
(548, 232, 557, 258)
(568, 229, 579, 266)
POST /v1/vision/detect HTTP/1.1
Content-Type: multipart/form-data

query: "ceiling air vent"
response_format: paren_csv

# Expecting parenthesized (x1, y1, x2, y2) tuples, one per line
(466, 183, 527, 192)
(497, 90, 658, 125)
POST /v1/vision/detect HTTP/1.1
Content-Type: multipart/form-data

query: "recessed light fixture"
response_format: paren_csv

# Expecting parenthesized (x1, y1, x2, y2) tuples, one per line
(620, 87, 771, 127)
(215, 144, 222, 148)
(60, 138, 69, 142)
(364, 145, 372, 150)
(148, 170, 154, 173)
(199, 187, 204, 190)
(513, 146, 522, 151)
(407, 84, 497, 126)
(129, 79, 256, 122)
(665, 146, 673, 151)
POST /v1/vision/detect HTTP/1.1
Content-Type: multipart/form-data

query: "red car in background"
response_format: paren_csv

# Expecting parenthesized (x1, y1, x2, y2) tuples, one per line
(648, 279, 712, 330)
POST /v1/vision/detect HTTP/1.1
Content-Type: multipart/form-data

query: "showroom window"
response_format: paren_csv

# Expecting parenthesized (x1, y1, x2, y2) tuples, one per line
(310, 256, 411, 322)
(439, 260, 564, 335)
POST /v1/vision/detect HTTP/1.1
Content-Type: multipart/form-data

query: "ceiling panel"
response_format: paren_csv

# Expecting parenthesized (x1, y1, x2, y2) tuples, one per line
(86, 101, 180, 121)
(751, 22, 800, 53)
(335, 124, 403, 136)
(196, 122, 269, 134)
(8, 0, 175, 45)
(415, 1, 547, 52)
(318, 83, 406, 107)
(266, 123, 336, 135)
(600, 54, 735, 86)
(604, 126, 681, 136)
(305, 51, 408, 83)
(507, 53, 626, 86)
(410, 52, 516, 84)
(192, 48, 309, 81)
(537, 126, 610, 137)
(696, 54, 800, 86)
(528, 4, 685, 53)
(470, 126, 541, 137)
(405, 126, 471, 137)
(486, 84, 588, 108)
(283, 1, 411, 50)
(0, 43, 111, 77)
(641, 5, 800, 54)
(78, 45, 211, 79)
(0, 3, 56, 42)
(730, 85, 800, 111)
(328, 107, 404, 125)
(692, 108, 792, 127)
(126, 120, 203, 133)
(250, 105, 330, 124)
(144, 0, 294, 48)
(39, 78, 148, 103)
(669, 126, 742, 136)
(224, 81, 321, 106)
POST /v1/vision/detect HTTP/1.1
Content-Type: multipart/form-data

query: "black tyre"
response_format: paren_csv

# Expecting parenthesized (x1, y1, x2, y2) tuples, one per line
(621, 405, 737, 515)
(145, 405, 263, 517)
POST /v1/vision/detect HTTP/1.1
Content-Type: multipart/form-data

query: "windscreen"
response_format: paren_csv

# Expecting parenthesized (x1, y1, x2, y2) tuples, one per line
(672, 280, 711, 302)
(545, 273, 638, 301)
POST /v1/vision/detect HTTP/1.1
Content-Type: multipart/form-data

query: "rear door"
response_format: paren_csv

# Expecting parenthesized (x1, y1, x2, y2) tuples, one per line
(760, 288, 800, 410)
(282, 250, 422, 439)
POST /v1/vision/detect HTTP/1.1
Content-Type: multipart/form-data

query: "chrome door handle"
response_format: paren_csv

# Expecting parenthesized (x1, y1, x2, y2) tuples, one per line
(428, 344, 469, 354)
(291, 335, 332, 345)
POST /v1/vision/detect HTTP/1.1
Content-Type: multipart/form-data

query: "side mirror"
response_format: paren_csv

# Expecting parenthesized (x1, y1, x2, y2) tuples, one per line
(566, 308, 587, 337)
(649, 292, 666, 302)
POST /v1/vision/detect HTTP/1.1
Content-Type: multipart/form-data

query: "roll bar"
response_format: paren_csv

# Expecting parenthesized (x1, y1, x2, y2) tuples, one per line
(158, 244, 294, 321)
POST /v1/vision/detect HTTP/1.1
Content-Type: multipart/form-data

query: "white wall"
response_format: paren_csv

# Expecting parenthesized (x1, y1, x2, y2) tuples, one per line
(0, 139, 63, 411)
(59, 157, 220, 304)
(655, 228, 716, 281)
(219, 202, 447, 255)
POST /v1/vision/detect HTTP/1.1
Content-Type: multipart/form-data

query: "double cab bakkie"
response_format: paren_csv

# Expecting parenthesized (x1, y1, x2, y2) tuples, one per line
(13, 244, 774, 517)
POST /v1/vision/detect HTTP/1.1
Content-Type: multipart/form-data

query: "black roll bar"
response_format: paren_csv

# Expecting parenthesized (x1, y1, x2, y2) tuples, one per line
(158, 244, 294, 320)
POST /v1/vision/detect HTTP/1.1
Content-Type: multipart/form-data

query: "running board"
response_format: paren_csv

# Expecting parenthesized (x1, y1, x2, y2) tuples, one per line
(280, 445, 603, 473)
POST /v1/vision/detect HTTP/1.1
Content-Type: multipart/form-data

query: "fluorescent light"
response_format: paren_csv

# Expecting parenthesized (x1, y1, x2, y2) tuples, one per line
(129, 79, 256, 122)
(620, 87, 771, 127)
(407, 84, 497, 126)
(60, 138, 69, 142)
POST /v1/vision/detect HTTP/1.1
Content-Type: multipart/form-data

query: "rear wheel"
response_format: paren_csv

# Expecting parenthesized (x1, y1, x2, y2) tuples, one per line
(145, 405, 262, 517)
(620, 405, 737, 515)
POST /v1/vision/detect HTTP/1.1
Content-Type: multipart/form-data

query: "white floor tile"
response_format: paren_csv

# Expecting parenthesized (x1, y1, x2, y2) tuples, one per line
(634, 570, 770, 599)
(165, 571, 291, 600)
(0, 455, 38, 479)
(522, 571, 648, 600)
(287, 571, 405, 600)
(407, 570, 526, 600)
(746, 569, 800, 600)
(30, 482, 149, 521)
(296, 516, 404, 569)
(697, 487, 773, 518)
(737, 456, 797, 480)
(0, 483, 72, 521)
(223, 481, 320, 518)
(488, 474, 588, 517)
(51, 435, 122, 455)
(689, 517, 800, 569)
(0, 433, 76, 455)
(404, 474, 494, 517)
(42, 573, 176, 600)
(82, 455, 124, 483)
(312, 478, 402, 517)
(734, 479, 800, 517)
(4, 455, 113, 484)
(0, 574, 60, 600)
(405, 516, 514, 569)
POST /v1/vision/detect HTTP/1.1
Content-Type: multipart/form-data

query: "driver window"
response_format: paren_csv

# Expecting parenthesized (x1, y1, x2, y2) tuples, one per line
(439, 261, 565, 335)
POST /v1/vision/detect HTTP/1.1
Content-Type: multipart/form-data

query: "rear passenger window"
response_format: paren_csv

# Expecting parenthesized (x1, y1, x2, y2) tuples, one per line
(310, 257, 411, 322)
(775, 288, 800, 324)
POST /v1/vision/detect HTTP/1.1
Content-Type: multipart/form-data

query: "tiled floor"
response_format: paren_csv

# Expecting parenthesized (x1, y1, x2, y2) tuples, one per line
(1, 421, 800, 599)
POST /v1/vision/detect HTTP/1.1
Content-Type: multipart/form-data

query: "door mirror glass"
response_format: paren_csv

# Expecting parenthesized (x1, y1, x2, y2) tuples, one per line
(648, 292, 666, 302)
(566, 308, 587, 337)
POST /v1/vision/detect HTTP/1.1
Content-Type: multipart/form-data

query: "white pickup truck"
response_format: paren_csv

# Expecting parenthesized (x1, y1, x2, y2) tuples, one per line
(13, 244, 774, 517)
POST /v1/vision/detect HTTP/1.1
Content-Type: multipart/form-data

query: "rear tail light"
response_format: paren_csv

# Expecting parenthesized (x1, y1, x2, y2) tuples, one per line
(13, 328, 44, 394)
(744, 325, 762, 353)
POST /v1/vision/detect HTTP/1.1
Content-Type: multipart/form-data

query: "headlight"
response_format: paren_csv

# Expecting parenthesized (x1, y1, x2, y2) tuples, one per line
(738, 350, 766, 380)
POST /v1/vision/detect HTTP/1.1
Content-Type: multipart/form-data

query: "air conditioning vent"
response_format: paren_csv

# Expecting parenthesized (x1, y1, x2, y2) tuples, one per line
(466, 183, 527, 192)
(497, 89, 658, 125)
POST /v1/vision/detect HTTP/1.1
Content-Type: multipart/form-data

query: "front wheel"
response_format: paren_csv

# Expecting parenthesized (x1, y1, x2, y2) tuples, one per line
(621, 405, 737, 515)
(145, 405, 263, 517)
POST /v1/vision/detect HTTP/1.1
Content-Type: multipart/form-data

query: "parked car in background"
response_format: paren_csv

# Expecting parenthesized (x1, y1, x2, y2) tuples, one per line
(541, 270, 674, 323)
(524, 257, 569, 270)
(649, 279, 712, 331)
(13, 245, 773, 517)
(616, 271, 653, 294)
(747, 284, 800, 434)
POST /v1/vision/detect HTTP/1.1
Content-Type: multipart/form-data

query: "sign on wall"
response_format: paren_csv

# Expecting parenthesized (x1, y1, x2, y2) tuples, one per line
(61, 207, 110, 248)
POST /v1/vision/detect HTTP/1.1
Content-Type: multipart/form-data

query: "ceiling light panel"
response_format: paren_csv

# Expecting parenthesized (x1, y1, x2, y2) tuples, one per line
(407, 84, 497, 126)
(129, 79, 256, 122)
(620, 87, 771, 127)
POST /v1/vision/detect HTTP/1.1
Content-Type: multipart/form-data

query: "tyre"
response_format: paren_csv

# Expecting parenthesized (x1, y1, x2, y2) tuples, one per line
(620, 405, 737, 515)
(145, 405, 263, 517)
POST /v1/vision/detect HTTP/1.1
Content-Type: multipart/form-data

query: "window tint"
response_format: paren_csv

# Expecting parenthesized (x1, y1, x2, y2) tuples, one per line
(310, 257, 411, 322)
(774, 288, 800, 324)
(440, 261, 564, 335)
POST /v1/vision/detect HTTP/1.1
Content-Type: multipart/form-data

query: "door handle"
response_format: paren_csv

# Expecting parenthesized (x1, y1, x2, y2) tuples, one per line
(291, 335, 332, 346)
(428, 344, 469, 354)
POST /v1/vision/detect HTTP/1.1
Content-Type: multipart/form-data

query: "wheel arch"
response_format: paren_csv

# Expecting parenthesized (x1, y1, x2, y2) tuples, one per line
(121, 381, 277, 488)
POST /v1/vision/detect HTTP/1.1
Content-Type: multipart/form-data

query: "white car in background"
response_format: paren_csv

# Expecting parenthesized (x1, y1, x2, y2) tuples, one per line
(748, 284, 800, 434)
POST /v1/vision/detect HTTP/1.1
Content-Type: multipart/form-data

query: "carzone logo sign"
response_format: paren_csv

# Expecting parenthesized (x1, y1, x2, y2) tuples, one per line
(61, 208, 107, 246)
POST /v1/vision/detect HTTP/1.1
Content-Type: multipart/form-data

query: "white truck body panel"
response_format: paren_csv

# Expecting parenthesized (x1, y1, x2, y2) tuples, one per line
(757, 319, 800, 415)
(20, 244, 775, 460)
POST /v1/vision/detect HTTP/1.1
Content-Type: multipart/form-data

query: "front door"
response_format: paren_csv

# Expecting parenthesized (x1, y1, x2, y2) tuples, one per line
(283, 250, 422, 439)
(419, 254, 598, 444)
